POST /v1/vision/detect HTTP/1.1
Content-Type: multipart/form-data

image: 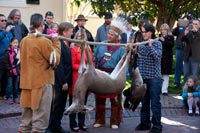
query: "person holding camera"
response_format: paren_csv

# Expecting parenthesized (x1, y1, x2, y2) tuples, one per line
(181, 19, 200, 83)
(172, 20, 187, 88)
(7, 9, 28, 43)
(158, 23, 174, 96)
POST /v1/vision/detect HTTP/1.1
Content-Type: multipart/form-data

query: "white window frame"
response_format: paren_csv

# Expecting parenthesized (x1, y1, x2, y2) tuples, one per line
(0, 0, 26, 7)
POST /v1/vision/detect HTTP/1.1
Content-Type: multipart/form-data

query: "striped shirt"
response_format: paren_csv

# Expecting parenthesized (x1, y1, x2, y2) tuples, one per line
(137, 40, 162, 79)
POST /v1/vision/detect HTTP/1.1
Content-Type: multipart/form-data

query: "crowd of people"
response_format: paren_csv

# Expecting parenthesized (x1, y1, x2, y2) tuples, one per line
(0, 8, 200, 133)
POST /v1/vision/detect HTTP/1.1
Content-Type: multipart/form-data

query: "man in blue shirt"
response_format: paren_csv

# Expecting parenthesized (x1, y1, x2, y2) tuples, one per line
(0, 14, 13, 98)
(95, 12, 113, 42)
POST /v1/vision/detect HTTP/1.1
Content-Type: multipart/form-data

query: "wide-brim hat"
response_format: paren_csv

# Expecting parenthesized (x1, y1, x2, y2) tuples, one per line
(75, 14, 88, 21)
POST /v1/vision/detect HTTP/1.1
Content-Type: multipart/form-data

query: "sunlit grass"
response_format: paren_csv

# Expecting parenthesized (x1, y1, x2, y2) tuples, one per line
(125, 74, 184, 94)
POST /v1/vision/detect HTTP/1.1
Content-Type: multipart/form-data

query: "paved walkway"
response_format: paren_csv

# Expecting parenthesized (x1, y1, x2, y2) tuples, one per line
(0, 94, 200, 133)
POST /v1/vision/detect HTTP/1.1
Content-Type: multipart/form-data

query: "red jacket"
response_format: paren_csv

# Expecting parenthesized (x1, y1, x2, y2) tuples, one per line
(69, 45, 94, 95)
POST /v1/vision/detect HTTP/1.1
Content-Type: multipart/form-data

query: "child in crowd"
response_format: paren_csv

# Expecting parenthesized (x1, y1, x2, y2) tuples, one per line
(69, 28, 94, 131)
(46, 22, 59, 36)
(182, 75, 200, 116)
(4, 38, 20, 104)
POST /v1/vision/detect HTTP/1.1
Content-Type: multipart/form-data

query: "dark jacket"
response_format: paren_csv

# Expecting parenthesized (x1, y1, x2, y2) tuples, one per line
(120, 29, 136, 43)
(172, 26, 186, 49)
(6, 22, 28, 42)
(4, 47, 20, 76)
(43, 21, 50, 34)
(159, 35, 174, 74)
(182, 29, 200, 62)
(73, 25, 94, 50)
(120, 33, 127, 43)
(73, 25, 94, 42)
(54, 40, 72, 88)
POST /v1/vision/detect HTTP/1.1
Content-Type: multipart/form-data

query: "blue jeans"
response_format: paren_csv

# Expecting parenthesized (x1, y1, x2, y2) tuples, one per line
(140, 78, 163, 130)
(174, 49, 183, 85)
(6, 75, 19, 99)
(183, 57, 199, 83)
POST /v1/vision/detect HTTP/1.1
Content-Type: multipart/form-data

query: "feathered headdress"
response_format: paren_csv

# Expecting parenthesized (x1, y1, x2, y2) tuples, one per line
(109, 16, 128, 36)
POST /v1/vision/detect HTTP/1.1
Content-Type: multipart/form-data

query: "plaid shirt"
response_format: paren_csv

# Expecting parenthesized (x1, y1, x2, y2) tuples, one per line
(137, 40, 162, 79)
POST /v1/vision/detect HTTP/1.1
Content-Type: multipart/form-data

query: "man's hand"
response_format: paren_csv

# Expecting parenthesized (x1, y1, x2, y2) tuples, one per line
(184, 28, 190, 35)
(62, 83, 69, 91)
(6, 25, 14, 32)
(148, 39, 154, 46)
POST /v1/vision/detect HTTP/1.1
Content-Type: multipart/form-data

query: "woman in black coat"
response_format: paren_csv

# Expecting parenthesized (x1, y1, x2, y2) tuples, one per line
(158, 23, 174, 95)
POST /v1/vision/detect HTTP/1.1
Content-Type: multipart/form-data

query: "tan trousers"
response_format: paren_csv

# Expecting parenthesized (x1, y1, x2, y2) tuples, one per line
(19, 84, 53, 133)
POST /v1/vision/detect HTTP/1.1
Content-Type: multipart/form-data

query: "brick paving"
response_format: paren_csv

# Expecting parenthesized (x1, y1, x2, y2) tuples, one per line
(0, 94, 200, 133)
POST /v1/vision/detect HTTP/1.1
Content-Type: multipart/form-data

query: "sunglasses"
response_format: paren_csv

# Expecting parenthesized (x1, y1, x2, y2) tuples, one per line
(0, 19, 7, 22)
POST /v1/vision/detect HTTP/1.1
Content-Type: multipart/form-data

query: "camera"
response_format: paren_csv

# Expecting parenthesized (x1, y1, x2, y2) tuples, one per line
(188, 24, 193, 31)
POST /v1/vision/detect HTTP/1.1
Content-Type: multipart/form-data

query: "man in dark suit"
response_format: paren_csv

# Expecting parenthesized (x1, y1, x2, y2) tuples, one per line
(46, 22, 73, 133)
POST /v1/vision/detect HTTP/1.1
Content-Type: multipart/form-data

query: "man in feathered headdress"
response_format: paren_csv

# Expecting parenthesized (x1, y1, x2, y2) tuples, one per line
(93, 17, 127, 129)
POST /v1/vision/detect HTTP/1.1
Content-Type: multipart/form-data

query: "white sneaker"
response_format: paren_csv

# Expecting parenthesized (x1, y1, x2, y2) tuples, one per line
(195, 110, 199, 115)
(111, 125, 119, 129)
(188, 109, 193, 114)
(93, 123, 104, 128)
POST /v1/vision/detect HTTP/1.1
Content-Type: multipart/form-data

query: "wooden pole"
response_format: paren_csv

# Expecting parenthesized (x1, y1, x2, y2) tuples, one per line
(34, 32, 158, 47)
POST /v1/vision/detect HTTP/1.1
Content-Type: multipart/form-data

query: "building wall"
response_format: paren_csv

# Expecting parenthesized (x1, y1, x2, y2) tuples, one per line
(0, 0, 64, 29)
(0, 0, 105, 37)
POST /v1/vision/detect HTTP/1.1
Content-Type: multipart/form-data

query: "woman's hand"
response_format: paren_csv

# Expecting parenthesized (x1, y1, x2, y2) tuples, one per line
(158, 36, 165, 42)
(62, 83, 69, 91)
(187, 93, 193, 98)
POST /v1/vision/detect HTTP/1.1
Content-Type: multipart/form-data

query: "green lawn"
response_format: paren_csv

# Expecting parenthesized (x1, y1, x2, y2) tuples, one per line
(125, 74, 184, 94)
(168, 74, 183, 94)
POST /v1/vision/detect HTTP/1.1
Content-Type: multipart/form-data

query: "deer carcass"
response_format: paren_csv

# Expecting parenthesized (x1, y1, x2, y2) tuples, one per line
(65, 41, 131, 114)
(123, 49, 147, 112)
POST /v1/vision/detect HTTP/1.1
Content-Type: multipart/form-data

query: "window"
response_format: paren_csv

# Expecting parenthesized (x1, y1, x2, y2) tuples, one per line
(26, 0, 39, 4)
(0, 0, 26, 7)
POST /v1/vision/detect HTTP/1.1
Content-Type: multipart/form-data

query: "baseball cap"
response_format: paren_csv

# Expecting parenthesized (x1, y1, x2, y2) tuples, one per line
(45, 11, 54, 17)
(104, 12, 112, 19)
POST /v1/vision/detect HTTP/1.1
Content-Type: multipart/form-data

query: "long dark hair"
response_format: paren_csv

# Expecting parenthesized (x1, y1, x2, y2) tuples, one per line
(7, 9, 22, 24)
(29, 13, 43, 33)
(143, 23, 156, 39)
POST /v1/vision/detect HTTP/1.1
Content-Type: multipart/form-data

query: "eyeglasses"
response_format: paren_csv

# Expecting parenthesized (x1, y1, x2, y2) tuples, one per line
(0, 19, 7, 22)
(141, 30, 148, 34)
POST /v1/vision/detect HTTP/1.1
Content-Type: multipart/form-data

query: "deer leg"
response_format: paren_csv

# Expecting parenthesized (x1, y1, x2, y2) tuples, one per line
(84, 44, 94, 67)
(111, 50, 128, 76)
(78, 42, 86, 75)
(111, 49, 131, 77)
